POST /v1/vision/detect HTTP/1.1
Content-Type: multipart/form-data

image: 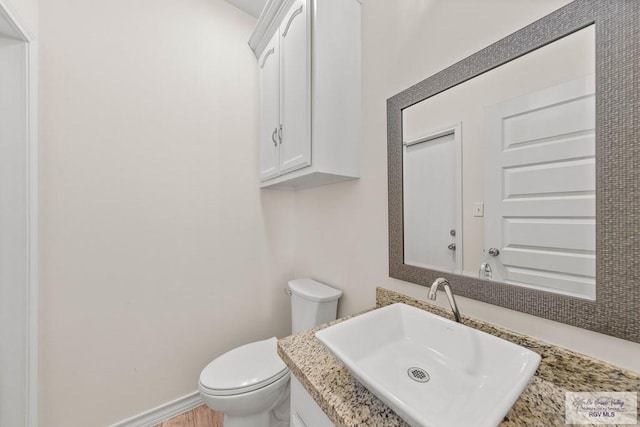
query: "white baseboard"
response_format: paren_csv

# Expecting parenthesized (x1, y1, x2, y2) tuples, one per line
(109, 391, 204, 427)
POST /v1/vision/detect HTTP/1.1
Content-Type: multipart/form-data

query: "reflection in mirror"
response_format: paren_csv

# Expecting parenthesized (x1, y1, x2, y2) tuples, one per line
(403, 125, 462, 273)
(402, 25, 595, 300)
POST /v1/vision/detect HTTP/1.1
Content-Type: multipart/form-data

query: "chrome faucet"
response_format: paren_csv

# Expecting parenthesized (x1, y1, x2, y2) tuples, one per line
(428, 278, 462, 323)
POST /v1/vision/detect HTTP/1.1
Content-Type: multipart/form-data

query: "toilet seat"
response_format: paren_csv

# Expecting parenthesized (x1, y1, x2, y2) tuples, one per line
(199, 337, 289, 396)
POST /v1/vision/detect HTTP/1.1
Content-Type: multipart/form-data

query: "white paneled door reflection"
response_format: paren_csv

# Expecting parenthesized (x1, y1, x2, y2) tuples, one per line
(403, 125, 462, 273)
(485, 76, 596, 299)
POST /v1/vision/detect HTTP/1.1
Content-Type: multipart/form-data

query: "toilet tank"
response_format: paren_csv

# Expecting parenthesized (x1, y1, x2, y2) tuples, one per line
(288, 278, 342, 334)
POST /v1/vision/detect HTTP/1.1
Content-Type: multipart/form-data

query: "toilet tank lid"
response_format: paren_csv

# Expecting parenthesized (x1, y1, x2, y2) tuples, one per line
(288, 278, 343, 302)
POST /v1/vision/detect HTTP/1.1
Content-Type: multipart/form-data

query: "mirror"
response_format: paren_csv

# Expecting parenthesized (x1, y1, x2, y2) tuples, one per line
(387, 0, 640, 343)
(402, 26, 595, 300)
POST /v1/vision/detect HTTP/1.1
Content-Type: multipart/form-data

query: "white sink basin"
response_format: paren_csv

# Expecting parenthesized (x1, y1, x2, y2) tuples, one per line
(315, 303, 541, 427)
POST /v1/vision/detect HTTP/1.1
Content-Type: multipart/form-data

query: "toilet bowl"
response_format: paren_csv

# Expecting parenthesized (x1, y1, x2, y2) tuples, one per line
(199, 278, 342, 427)
(199, 338, 290, 427)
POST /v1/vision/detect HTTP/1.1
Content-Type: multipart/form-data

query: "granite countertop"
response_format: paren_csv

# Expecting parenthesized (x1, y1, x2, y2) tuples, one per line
(277, 287, 640, 426)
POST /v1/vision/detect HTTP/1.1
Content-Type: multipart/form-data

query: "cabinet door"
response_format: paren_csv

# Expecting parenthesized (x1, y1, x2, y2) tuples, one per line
(279, 0, 311, 174)
(259, 33, 280, 181)
(291, 376, 334, 426)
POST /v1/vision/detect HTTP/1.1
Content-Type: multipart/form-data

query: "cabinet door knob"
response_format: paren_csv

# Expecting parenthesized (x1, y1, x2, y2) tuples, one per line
(271, 128, 278, 147)
(488, 248, 500, 257)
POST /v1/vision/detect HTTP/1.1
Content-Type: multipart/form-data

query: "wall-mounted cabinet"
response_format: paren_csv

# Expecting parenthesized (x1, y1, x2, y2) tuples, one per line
(258, 1, 311, 181)
(250, 0, 361, 190)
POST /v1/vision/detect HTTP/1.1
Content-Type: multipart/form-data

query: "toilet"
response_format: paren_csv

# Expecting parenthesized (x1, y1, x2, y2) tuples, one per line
(198, 278, 343, 427)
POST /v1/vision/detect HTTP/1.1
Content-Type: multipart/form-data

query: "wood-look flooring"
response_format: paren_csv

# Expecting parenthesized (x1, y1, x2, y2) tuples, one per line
(153, 405, 224, 427)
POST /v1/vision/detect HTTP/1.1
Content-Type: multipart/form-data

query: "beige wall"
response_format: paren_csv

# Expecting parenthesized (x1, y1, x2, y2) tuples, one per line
(38, 0, 295, 425)
(294, 0, 640, 372)
(35, 0, 640, 425)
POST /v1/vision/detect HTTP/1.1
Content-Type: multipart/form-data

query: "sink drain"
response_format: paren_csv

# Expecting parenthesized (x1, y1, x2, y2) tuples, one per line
(407, 367, 430, 383)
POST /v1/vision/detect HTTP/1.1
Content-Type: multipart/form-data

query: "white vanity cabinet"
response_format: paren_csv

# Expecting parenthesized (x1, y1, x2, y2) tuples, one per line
(290, 376, 334, 427)
(250, 0, 361, 190)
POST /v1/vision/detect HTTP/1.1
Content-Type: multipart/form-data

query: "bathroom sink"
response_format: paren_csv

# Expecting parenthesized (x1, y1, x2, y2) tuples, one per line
(315, 303, 541, 427)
